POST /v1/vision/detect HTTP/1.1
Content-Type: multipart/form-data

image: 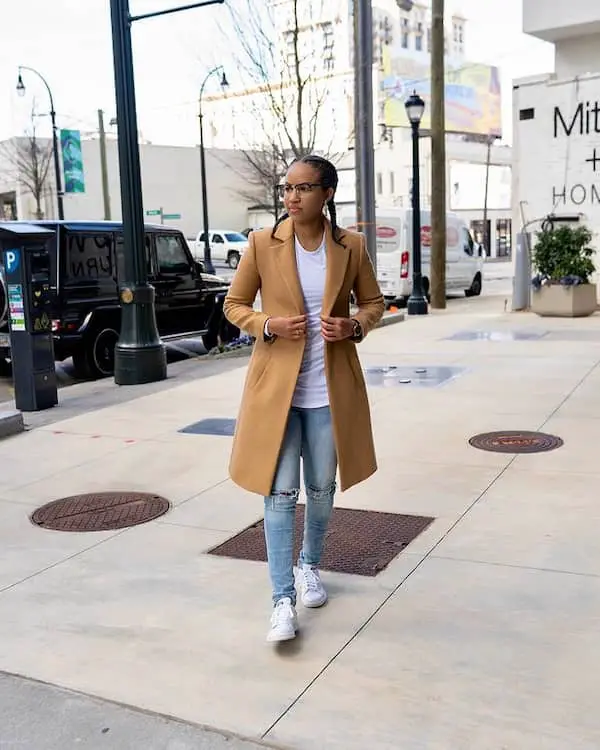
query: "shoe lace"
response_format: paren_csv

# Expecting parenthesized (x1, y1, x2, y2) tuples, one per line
(302, 566, 321, 591)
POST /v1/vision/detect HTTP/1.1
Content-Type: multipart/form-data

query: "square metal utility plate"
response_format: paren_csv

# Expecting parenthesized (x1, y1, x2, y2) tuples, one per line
(179, 418, 236, 436)
(543, 330, 600, 342)
(363, 365, 466, 388)
(444, 329, 548, 341)
(209, 506, 435, 577)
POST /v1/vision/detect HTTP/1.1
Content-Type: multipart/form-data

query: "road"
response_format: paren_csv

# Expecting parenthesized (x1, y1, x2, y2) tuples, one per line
(0, 261, 513, 406)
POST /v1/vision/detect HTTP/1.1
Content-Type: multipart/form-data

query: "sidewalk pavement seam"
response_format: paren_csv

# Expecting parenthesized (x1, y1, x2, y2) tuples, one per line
(427, 555, 600, 579)
(5, 440, 139, 495)
(0, 527, 130, 596)
(0, 669, 293, 750)
(261, 460, 517, 741)
(537, 356, 600, 429)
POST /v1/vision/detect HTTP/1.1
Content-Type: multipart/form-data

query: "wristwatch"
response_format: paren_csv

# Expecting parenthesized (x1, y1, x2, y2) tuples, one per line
(350, 318, 363, 342)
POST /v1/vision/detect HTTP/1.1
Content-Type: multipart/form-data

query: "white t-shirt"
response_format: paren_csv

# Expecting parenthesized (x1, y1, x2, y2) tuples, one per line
(291, 234, 329, 409)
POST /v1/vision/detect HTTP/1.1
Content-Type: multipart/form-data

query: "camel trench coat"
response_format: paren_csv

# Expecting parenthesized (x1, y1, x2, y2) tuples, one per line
(223, 218, 385, 497)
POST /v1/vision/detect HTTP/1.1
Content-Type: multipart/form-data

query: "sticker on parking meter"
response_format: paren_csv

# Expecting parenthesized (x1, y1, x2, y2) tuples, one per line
(7, 284, 25, 331)
(4, 249, 20, 275)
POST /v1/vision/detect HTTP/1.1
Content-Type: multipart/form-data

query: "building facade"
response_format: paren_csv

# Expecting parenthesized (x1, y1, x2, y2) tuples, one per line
(513, 0, 600, 282)
(0, 137, 254, 238)
(204, 0, 512, 257)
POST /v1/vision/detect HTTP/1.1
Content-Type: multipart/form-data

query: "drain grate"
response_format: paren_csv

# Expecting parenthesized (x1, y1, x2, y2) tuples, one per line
(469, 431, 563, 454)
(31, 492, 170, 532)
(209, 506, 434, 577)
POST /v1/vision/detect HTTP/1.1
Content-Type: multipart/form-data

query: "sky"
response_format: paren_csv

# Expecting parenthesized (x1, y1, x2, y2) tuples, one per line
(0, 0, 554, 147)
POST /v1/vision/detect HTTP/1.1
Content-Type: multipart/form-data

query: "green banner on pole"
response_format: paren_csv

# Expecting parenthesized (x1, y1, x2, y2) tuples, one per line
(60, 129, 85, 194)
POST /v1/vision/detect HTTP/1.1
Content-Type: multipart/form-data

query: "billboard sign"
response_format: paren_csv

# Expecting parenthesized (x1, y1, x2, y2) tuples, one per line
(381, 52, 502, 138)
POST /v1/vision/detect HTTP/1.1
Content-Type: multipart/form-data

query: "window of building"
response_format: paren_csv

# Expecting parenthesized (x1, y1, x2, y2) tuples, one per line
(496, 219, 512, 258)
(427, 27, 432, 52)
(415, 22, 423, 51)
(377, 172, 383, 195)
(401, 18, 409, 49)
(390, 172, 395, 195)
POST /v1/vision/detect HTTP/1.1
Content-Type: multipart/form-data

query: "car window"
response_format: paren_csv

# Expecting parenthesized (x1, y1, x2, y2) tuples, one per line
(198, 232, 206, 242)
(156, 235, 190, 274)
(66, 233, 114, 281)
(116, 233, 152, 280)
(225, 232, 248, 243)
(212, 234, 224, 243)
(463, 228, 474, 256)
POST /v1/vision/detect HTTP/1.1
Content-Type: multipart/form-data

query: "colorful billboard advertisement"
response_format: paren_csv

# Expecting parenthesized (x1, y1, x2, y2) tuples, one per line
(60, 129, 85, 194)
(381, 52, 502, 138)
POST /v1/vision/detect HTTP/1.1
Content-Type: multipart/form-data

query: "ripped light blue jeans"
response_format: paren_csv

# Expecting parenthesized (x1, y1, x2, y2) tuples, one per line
(264, 406, 337, 605)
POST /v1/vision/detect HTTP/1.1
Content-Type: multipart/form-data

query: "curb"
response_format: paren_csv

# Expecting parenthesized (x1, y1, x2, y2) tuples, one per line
(376, 311, 405, 328)
(0, 409, 24, 439)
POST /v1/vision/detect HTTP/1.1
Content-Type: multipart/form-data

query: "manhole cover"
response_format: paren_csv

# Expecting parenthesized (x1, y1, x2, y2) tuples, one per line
(209, 506, 434, 577)
(469, 431, 563, 454)
(31, 492, 170, 532)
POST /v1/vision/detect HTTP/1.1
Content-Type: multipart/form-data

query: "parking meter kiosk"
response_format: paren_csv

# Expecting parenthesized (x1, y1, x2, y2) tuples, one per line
(0, 223, 58, 411)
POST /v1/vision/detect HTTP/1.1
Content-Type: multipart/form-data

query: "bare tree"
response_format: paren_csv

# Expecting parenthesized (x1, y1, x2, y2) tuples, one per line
(220, 0, 338, 215)
(0, 106, 53, 219)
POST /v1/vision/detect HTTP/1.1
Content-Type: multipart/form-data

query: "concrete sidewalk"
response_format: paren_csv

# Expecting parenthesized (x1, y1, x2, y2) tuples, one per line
(1, 291, 600, 749)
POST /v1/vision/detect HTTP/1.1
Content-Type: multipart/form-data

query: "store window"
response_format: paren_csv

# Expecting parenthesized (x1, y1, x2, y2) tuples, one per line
(496, 219, 512, 258)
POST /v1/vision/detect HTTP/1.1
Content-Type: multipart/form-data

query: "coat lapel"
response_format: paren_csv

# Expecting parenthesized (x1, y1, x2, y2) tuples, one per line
(271, 217, 350, 316)
(272, 219, 305, 314)
(322, 222, 350, 317)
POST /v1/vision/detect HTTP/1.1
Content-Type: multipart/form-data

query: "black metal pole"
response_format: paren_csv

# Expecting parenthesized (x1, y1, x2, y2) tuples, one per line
(356, 0, 377, 273)
(18, 67, 64, 220)
(352, 0, 362, 228)
(50, 109, 64, 220)
(199, 108, 214, 274)
(407, 121, 428, 315)
(109, 0, 166, 384)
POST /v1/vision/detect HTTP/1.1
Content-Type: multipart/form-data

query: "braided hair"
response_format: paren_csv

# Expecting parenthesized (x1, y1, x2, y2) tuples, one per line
(272, 154, 345, 247)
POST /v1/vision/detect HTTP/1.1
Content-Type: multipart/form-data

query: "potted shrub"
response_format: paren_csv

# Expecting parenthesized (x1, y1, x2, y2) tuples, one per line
(531, 224, 598, 317)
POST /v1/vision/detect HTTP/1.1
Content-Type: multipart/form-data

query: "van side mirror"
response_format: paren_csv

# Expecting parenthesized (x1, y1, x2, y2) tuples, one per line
(194, 260, 205, 275)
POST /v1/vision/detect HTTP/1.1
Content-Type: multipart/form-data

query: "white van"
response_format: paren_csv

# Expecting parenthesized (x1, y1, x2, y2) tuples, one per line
(340, 208, 484, 305)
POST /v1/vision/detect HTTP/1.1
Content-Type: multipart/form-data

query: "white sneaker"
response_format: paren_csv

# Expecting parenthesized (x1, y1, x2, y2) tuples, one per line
(297, 564, 328, 608)
(267, 597, 298, 642)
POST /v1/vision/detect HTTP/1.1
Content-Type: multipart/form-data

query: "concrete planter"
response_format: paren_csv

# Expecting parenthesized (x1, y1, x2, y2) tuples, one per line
(531, 283, 597, 318)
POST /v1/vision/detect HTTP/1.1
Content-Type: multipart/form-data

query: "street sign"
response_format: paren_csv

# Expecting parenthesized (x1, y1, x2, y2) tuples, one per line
(163, 213, 181, 220)
(146, 209, 161, 216)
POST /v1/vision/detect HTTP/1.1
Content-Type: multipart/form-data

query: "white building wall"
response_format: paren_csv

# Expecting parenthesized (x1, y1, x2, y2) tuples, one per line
(523, 0, 600, 42)
(513, 73, 600, 284)
(0, 138, 254, 238)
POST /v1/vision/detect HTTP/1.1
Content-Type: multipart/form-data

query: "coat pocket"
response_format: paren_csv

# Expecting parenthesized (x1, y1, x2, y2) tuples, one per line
(246, 349, 272, 391)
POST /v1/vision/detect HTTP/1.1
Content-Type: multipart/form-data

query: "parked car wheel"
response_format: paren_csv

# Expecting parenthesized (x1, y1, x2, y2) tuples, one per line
(465, 272, 482, 297)
(227, 251, 240, 269)
(73, 327, 119, 379)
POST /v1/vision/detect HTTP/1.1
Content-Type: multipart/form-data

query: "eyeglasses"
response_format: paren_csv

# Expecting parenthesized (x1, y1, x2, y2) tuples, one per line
(278, 182, 323, 198)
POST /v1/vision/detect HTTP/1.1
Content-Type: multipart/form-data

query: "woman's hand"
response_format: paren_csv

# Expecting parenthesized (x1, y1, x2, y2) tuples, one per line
(321, 316, 354, 342)
(268, 315, 307, 340)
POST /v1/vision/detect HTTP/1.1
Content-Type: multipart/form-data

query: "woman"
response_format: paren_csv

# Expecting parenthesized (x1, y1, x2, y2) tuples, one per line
(224, 155, 384, 643)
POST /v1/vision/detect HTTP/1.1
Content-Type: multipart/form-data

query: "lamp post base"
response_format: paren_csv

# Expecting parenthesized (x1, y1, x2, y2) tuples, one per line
(407, 294, 429, 316)
(114, 284, 167, 385)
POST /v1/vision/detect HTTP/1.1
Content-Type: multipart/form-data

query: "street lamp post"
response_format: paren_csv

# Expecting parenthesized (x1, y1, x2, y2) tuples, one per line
(405, 91, 428, 316)
(16, 67, 64, 220)
(199, 67, 228, 275)
(109, 0, 166, 384)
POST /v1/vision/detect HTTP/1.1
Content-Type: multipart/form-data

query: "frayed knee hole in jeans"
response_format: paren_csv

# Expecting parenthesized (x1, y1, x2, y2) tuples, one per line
(306, 482, 336, 504)
(264, 489, 300, 511)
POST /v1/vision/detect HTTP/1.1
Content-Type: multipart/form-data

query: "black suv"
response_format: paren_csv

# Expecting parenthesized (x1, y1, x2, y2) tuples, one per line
(0, 220, 238, 379)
